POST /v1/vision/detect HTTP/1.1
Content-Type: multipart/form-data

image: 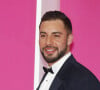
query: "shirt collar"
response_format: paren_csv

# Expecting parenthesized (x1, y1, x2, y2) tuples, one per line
(51, 52, 71, 74)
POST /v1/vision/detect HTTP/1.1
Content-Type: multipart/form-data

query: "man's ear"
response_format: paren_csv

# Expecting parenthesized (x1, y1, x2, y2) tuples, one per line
(67, 34, 73, 46)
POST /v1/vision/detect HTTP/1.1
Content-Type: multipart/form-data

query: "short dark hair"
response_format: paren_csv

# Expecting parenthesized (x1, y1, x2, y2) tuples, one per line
(39, 11, 72, 34)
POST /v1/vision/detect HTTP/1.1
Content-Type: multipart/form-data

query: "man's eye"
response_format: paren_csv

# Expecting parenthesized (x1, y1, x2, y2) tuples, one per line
(54, 35, 60, 37)
(40, 35, 46, 37)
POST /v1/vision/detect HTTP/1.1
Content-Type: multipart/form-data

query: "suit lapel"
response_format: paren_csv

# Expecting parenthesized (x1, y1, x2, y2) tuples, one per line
(49, 75, 63, 90)
(49, 55, 76, 90)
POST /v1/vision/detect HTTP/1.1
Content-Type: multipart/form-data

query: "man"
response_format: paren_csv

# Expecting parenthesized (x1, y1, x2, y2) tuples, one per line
(37, 11, 100, 90)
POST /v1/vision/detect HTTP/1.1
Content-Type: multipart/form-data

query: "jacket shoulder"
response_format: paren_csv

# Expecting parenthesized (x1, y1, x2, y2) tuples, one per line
(59, 55, 100, 90)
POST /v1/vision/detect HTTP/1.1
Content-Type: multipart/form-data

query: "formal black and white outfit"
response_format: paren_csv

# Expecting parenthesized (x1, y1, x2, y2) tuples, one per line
(37, 52, 100, 90)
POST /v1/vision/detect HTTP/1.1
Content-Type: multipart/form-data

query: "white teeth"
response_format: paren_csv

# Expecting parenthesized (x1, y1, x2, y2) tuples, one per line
(46, 49, 54, 51)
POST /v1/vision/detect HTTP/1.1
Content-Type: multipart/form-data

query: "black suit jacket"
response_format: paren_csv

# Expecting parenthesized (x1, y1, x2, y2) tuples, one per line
(49, 55, 100, 90)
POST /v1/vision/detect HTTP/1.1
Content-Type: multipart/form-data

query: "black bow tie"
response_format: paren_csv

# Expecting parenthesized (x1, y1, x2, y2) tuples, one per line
(43, 67, 54, 74)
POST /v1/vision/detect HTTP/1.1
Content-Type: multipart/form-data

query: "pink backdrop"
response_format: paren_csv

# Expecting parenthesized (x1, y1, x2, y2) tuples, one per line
(60, 0, 100, 80)
(0, 0, 36, 90)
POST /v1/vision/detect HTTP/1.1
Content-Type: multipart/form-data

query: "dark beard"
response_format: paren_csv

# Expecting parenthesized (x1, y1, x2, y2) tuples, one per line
(41, 46, 67, 64)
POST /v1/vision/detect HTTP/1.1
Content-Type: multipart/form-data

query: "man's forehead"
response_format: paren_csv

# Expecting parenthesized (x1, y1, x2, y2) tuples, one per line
(39, 20, 67, 34)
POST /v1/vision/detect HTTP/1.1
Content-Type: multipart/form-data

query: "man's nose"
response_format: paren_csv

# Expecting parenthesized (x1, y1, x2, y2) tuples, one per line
(46, 36, 53, 45)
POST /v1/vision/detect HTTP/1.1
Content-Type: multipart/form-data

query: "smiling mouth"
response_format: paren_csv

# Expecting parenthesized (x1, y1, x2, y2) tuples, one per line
(44, 47, 57, 54)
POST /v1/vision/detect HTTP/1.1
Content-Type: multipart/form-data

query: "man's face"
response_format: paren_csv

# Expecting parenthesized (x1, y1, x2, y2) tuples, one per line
(39, 19, 72, 65)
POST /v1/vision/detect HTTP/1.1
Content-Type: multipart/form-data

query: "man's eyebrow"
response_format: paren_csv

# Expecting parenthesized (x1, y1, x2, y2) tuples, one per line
(40, 32, 62, 34)
(40, 32, 46, 34)
(52, 32, 62, 34)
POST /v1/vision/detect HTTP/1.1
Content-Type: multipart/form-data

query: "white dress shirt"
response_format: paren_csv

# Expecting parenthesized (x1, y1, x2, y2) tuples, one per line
(39, 52, 71, 90)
